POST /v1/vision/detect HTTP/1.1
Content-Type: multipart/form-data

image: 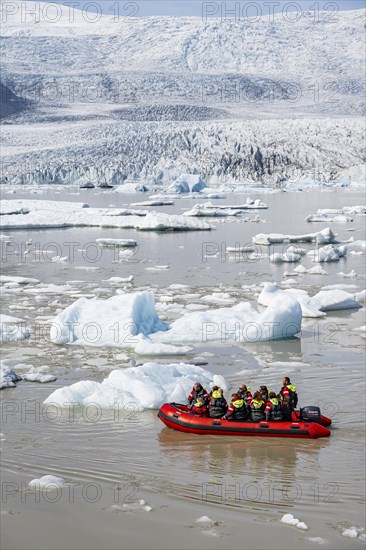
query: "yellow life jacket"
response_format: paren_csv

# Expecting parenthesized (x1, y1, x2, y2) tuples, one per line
(232, 399, 244, 409)
(212, 390, 222, 399)
(194, 400, 204, 407)
(270, 397, 279, 406)
(252, 399, 264, 409)
(287, 384, 296, 393)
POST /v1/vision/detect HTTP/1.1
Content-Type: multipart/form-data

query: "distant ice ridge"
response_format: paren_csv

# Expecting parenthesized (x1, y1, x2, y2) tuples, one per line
(43, 362, 230, 410)
(50, 290, 302, 349)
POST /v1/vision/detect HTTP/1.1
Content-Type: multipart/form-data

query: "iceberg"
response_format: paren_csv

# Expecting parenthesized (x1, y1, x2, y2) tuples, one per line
(50, 291, 169, 347)
(44, 362, 230, 410)
(253, 227, 337, 245)
(0, 314, 30, 342)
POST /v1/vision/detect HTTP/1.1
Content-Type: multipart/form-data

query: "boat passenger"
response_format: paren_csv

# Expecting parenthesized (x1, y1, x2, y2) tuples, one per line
(278, 377, 298, 419)
(237, 384, 253, 404)
(265, 391, 283, 421)
(208, 387, 228, 418)
(224, 393, 249, 422)
(259, 385, 269, 401)
(188, 382, 209, 408)
(250, 391, 266, 422)
(191, 397, 208, 416)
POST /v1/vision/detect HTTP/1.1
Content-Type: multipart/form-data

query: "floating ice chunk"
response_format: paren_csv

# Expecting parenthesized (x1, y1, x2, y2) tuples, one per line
(130, 200, 174, 206)
(44, 362, 230, 410)
(96, 238, 137, 247)
(337, 270, 357, 278)
(306, 214, 352, 223)
(196, 516, 217, 526)
(226, 246, 255, 253)
(322, 284, 359, 291)
(307, 537, 327, 544)
(22, 366, 57, 383)
(341, 528, 358, 539)
(107, 276, 134, 283)
(0, 365, 22, 389)
(297, 522, 309, 530)
(270, 253, 301, 264)
(293, 265, 308, 274)
(307, 266, 328, 275)
(0, 275, 40, 285)
(136, 212, 211, 231)
(287, 246, 307, 255)
(311, 290, 362, 311)
(359, 533, 366, 542)
(253, 228, 337, 245)
(281, 514, 299, 526)
(29, 475, 67, 490)
(0, 314, 30, 342)
(258, 283, 325, 318)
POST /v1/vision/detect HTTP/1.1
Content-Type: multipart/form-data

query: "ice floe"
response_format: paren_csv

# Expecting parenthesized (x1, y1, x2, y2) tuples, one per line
(0, 275, 40, 285)
(253, 227, 337, 245)
(0, 200, 212, 232)
(22, 366, 57, 383)
(96, 238, 137, 247)
(44, 362, 230, 409)
(270, 252, 301, 264)
(0, 314, 30, 342)
(168, 174, 206, 194)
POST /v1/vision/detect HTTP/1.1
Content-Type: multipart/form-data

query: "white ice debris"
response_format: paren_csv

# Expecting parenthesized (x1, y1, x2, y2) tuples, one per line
(280, 514, 308, 530)
(22, 366, 57, 383)
(196, 516, 217, 526)
(253, 228, 337, 245)
(0, 314, 30, 342)
(306, 537, 327, 544)
(44, 362, 230, 409)
(341, 528, 358, 539)
(270, 252, 301, 264)
(355, 290, 366, 302)
(0, 365, 22, 389)
(309, 244, 347, 263)
(29, 475, 67, 490)
(96, 238, 137, 247)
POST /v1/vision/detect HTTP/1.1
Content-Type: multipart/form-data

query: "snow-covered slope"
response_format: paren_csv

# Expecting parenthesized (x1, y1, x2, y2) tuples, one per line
(0, 1, 365, 185)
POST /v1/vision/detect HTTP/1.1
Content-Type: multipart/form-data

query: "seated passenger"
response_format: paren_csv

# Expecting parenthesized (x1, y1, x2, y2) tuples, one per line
(224, 393, 249, 422)
(250, 391, 266, 422)
(265, 391, 283, 421)
(187, 382, 209, 408)
(191, 397, 208, 416)
(237, 384, 253, 404)
(259, 385, 269, 402)
(208, 386, 228, 418)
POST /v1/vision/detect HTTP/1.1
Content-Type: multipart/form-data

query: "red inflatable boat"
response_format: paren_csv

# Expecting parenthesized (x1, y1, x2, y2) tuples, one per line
(158, 403, 331, 439)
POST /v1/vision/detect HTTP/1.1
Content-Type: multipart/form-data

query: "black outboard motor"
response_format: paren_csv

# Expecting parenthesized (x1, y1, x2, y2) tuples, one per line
(300, 406, 321, 423)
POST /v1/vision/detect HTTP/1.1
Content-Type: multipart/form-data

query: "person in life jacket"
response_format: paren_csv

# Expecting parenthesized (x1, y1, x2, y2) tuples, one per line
(191, 397, 208, 416)
(259, 385, 269, 402)
(265, 391, 283, 421)
(278, 377, 298, 420)
(208, 386, 228, 418)
(188, 382, 209, 408)
(250, 391, 266, 422)
(237, 384, 253, 405)
(279, 377, 298, 408)
(224, 393, 249, 421)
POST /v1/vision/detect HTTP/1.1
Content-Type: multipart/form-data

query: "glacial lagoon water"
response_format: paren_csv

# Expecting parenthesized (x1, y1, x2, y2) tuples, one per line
(1, 187, 365, 549)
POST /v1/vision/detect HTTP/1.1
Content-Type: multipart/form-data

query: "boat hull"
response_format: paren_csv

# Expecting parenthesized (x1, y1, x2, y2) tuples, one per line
(158, 403, 331, 439)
